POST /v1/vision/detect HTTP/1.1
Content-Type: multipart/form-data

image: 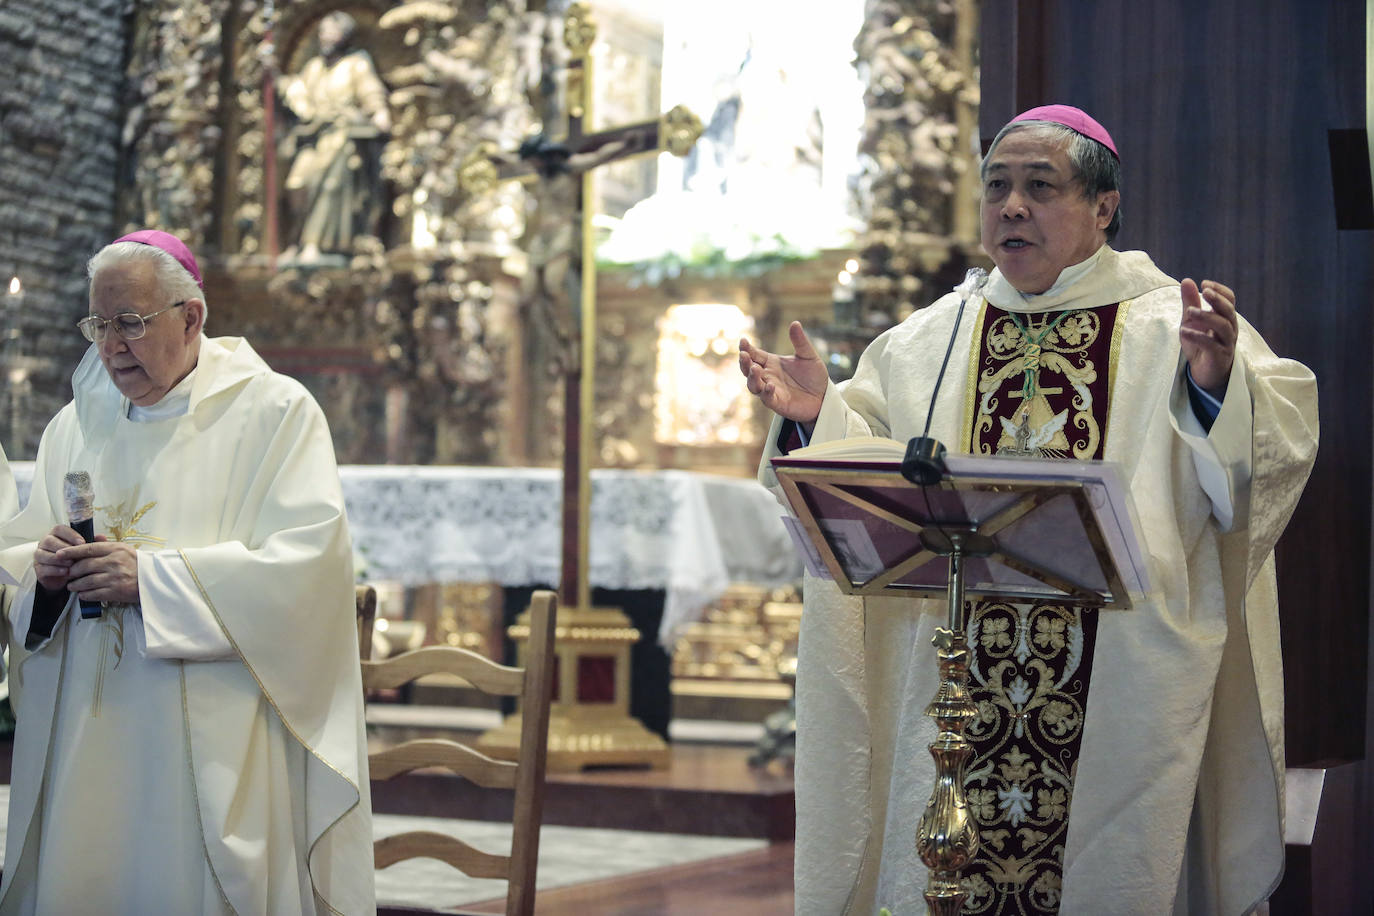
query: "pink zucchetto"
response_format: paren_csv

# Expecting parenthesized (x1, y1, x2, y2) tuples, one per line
(1010, 104, 1119, 160)
(113, 229, 204, 289)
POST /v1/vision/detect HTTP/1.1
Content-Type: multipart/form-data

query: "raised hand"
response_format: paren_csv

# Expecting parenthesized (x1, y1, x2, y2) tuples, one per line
(1179, 278, 1238, 397)
(739, 321, 829, 424)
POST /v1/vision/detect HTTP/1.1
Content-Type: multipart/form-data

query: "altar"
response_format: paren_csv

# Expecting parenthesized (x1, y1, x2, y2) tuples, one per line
(8, 462, 798, 640)
(337, 465, 801, 645)
(8, 462, 801, 738)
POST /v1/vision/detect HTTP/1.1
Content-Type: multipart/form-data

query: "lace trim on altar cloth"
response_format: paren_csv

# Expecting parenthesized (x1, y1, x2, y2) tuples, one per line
(335, 467, 802, 643)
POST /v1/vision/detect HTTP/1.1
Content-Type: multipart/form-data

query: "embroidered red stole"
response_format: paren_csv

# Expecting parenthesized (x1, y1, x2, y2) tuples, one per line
(954, 301, 1125, 913)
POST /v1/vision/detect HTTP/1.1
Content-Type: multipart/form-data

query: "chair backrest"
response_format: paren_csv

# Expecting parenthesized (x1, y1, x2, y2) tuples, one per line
(359, 588, 557, 916)
(356, 584, 377, 663)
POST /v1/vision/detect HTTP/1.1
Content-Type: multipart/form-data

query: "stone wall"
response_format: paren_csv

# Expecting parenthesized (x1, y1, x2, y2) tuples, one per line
(0, 0, 129, 458)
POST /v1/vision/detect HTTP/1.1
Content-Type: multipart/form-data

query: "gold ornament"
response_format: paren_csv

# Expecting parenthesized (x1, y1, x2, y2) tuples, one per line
(659, 105, 703, 158)
(564, 2, 596, 58)
(457, 142, 501, 196)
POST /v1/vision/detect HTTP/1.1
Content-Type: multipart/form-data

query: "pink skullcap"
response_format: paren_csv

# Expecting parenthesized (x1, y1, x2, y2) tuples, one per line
(113, 229, 203, 288)
(1011, 104, 1118, 160)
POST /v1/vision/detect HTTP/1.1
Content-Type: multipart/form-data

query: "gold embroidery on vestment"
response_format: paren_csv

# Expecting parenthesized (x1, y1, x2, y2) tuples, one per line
(964, 301, 991, 452)
(88, 498, 162, 716)
(96, 499, 165, 548)
(962, 603, 1088, 913)
(1103, 299, 1132, 454)
(978, 309, 1102, 458)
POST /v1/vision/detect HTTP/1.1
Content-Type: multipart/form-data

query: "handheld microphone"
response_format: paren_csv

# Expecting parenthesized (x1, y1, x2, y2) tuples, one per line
(901, 268, 989, 486)
(63, 471, 103, 619)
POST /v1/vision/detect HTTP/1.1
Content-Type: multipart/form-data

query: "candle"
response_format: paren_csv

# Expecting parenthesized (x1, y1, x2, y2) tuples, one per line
(5, 276, 23, 358)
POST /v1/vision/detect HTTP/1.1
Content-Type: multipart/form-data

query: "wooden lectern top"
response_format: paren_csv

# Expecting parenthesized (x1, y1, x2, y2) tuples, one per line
(772, 437, 1149, 610)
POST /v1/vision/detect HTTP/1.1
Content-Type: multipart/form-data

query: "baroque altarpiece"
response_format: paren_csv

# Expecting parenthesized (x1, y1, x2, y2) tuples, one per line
(120, 0, 549, 466)
(116, 0, 980, 468)
(113, 0, 982, 691)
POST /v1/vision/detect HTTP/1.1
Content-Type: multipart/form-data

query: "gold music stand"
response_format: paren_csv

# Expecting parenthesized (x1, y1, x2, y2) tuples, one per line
(773, 446, 1148, 914)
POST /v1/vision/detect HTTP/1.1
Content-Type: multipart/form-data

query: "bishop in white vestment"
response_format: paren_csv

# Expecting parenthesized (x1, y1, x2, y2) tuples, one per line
(742, 107, 1318, 914)
(0, 231, 373, 915)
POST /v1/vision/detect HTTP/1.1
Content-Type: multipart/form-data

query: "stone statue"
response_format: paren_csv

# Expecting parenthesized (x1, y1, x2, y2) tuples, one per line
(279, 11, 391, 262)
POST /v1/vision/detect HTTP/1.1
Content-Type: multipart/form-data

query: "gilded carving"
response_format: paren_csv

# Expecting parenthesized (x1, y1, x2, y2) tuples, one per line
(456, 141, 501, 197)
(671, 586, 801, 685)
(188, 1, 541, 464)
(119, 0, 234, 245)
(659, 104, 703, 158)
(563, 2, 597, 59)
(276, 11, 392, 262)
(853, 0, 982, 324)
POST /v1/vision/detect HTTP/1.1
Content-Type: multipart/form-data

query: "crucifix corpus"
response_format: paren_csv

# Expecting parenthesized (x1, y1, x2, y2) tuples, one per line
(467, 2, 702, 770)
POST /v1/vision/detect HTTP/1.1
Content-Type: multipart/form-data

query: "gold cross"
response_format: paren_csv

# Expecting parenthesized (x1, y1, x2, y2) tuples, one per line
(1008, 384, 1063, 399)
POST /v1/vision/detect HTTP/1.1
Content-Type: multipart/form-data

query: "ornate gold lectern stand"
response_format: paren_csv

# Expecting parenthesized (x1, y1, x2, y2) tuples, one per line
(773, 442, 1146, 913)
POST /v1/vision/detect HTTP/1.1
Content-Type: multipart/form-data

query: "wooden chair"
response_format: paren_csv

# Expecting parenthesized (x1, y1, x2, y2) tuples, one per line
(359, 587, 558, 916)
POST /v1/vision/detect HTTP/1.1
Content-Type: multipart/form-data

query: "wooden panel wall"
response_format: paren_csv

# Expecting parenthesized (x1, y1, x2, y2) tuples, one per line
(979, 1, 1372, 907)
(981, 0, 1370, 762)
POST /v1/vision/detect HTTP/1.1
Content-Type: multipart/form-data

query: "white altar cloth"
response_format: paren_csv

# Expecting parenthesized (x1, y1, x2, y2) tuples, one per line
(8, 463, 801, 645)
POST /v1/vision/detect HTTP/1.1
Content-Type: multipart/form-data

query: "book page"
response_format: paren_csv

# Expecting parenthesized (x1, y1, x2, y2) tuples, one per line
(783, 436, 907, 462)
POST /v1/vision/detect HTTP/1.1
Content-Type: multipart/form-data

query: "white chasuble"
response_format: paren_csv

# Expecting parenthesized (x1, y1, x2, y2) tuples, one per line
(762, 247, 1318, 916)
(0, 337, 374, 915)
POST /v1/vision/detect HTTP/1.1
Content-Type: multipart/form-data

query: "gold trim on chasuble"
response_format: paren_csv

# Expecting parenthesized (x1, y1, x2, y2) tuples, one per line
(950, 300, 1127, 913)
(178, 549, 362, 916)
(180, 664, 236, 911)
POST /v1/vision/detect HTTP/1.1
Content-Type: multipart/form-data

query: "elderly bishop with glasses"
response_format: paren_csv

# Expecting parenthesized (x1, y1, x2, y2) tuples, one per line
(0, 230, 374, 915)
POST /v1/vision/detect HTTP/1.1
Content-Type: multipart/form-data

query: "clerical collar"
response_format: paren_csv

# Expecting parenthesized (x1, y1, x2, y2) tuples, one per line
(1019, 246, 1106, 303)
(981, 246, 1176, 315)
(128, 365, 198, 422)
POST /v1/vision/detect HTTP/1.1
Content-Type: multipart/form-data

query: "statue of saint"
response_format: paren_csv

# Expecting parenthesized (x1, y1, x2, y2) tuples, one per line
(279, 12, 391, 262)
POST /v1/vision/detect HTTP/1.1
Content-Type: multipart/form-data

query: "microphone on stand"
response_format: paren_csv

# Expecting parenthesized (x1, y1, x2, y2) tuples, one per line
(63, 471, 103, 619)
(901, 268, 989, 486)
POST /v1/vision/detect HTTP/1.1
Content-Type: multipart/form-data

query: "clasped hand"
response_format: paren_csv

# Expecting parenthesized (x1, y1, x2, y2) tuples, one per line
(34, 526, 140, 605)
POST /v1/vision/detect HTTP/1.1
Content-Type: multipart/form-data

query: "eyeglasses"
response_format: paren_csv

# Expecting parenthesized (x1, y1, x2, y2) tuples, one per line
(78, 301, 186, 343)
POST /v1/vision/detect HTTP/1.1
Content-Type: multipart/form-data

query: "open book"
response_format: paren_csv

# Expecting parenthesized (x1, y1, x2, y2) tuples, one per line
(771, 437, 1150, 607)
